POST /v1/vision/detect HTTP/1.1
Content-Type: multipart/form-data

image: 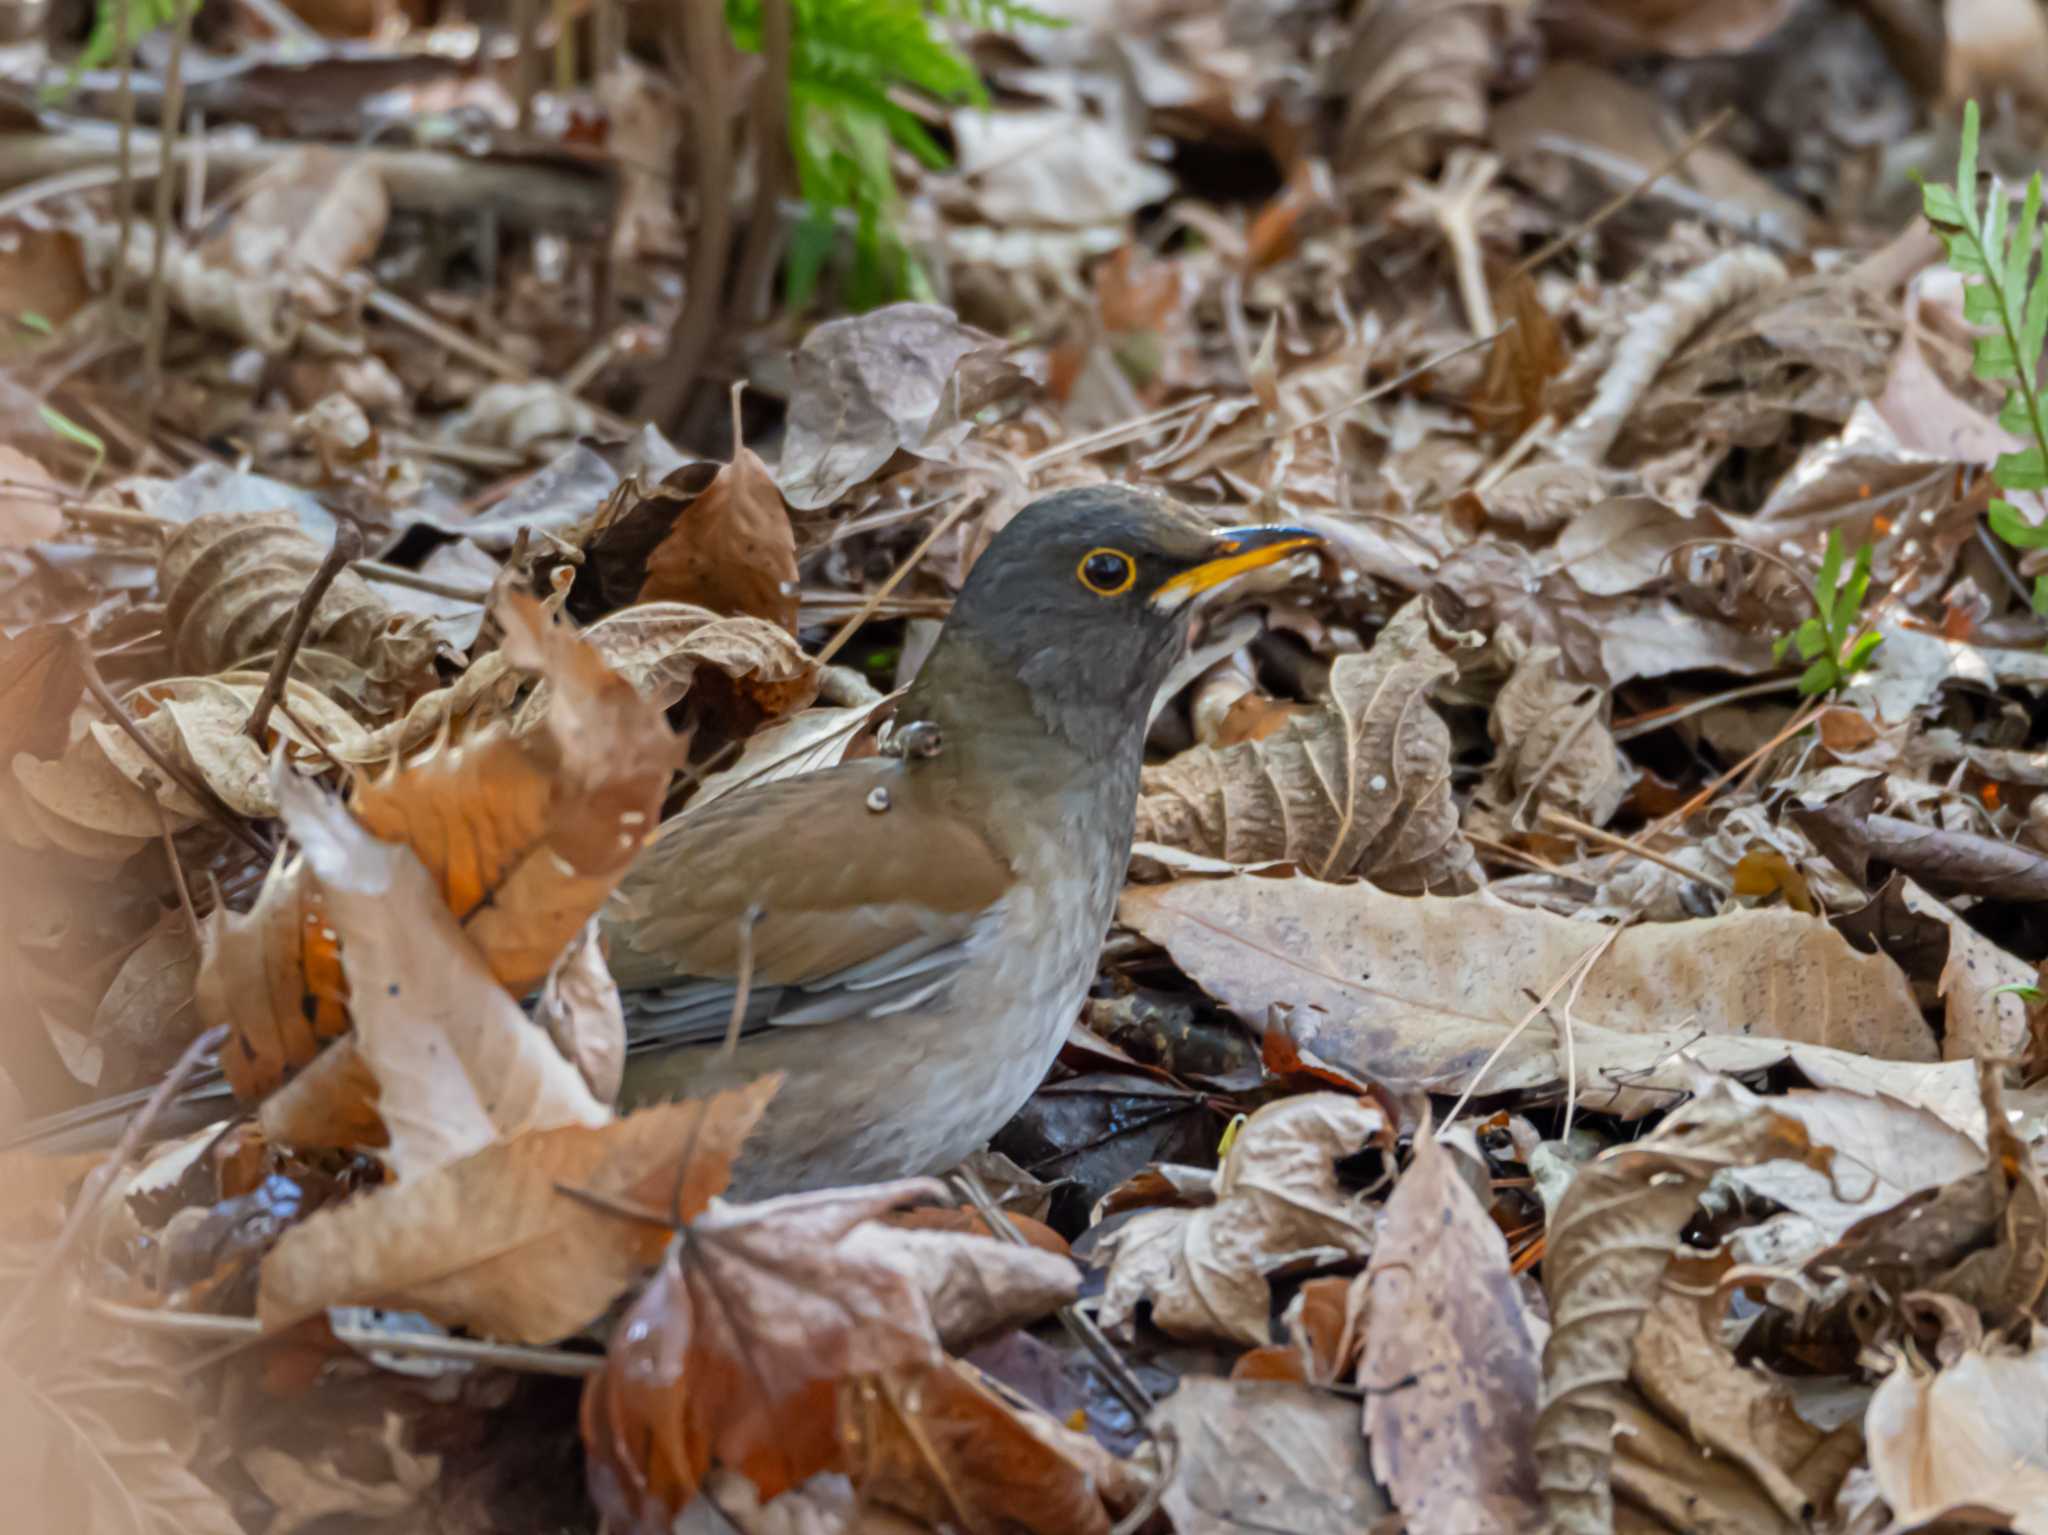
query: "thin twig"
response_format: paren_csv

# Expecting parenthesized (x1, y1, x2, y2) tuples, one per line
(88, 1297, 603, 1377)
(720, 906, 761, 1057)
(352, 558, 491, 604)
(0, 1026, 225, 1342)
(1438, 928, 1620, 1136)
(141, 0, 199, 413)
(1540, 807, 1733, 897)
(814, 492, 976, 667)
(73, 634, 269, 858)
(951, 1169, 1157, 1422)
(1510, 108, 1735, 281)
(244, 522, 362, 743)
(150, 778, 202, 939)
(1289, 324, 1512, 436)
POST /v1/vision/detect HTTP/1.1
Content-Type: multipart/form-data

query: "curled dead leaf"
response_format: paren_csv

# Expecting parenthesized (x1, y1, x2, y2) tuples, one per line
(1096, 1093, 1381, 1346)
(1134, 615, 1476, 890)
(160, 512, 436, 696)
(1535, 1079, 1824, 1534)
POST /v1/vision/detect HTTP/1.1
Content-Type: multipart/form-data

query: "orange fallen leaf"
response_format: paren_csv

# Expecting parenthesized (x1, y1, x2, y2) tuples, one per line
(582, 1179, 946, 1528)
(258, 1077, 778, 1344)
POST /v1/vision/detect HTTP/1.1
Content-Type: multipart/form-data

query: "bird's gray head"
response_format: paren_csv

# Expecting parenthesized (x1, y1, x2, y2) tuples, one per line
(909, 485, 1320, 750)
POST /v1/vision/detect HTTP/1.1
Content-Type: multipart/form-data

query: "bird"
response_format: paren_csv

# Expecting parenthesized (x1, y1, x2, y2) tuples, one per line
(601, 485, 1319, 1194)
(9, 486, 1320, 1193)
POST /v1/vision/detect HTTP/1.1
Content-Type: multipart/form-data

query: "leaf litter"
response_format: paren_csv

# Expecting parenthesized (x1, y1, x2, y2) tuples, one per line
(8, 4, 2048, 1533)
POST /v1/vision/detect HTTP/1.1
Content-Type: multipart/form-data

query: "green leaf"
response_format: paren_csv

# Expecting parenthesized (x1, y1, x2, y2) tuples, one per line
(1960, 99, 1981, 233)
(1975, 330, 2019, 381)
(1838, 543, 1873, 631)
(1997, 442, 2048, 488)
(1989, 497, 2048, 548)
(1814, 530, 1844, 629)
(1993, 982, 2044, 1002)
(1841, 631, 1884, 676)
(2034, 572, 2048, 617)
(1794, 616, 1828, 661)
(1797, 657, 1838, 696)
(1922, 180, 1965, 227)
(1772, 631, 1794, 662)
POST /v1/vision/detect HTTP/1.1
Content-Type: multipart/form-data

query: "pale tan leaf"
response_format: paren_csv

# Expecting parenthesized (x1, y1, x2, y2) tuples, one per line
(0, 444, 63, 548)
(1894, 878, 2035, 1062)
(1536, 1079, 1824, 1535)
(1482, 646, 1629, 829)
(90, 915, 200, 1093)
(1134, 623, 1476, 890)
(534, 920, 627, 1106)
(834, 1223, 1079, 1349)
(1335, 0, 1501, 193)
(777, 304, 1008, 509)
(1119, 875, 1938, 1108)
(278, 774, 608, 1178)
(1864, 1338, 2048, 1534)
(1627, 1287, 1819, 1525)
(1096, 1093, 1380, 1346)
(240, 1411, 438, 1535)
(1363, 1129, 1546, 1535)
(0, 1351, 240, 1535)
(1149, 1378, 1389, 1535)
(259, 1080, 776, 1343)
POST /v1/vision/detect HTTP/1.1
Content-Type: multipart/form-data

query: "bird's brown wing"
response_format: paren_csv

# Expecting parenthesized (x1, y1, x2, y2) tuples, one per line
(603, 756, 1014, 1046)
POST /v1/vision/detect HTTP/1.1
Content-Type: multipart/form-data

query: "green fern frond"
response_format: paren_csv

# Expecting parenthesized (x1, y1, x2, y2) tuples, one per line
(1923, 99, 2048, 614)
(726, 0, 1054, 309)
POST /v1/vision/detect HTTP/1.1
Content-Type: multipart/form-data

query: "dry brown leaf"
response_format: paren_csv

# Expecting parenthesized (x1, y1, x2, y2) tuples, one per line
(198, 850, 349, 1102)
(1863, 1335, 2048, 1532)
(837, 1222, 1078, 1349)
(259, 1081, 775, 1343)
(776, 305, 1010, 510)
(1335, 0, 1502, 193)
(1728, 1082, 1986, 1244)
(0, 445, 63, 548)
(240, 1411, 438, 1535)
(1120, 875, 1938, 1107)
(1482, 646, 1629, 829)
(1362, 1128, 1546, 1535)
(581, 1179, 947, 1527)
(533, 920, 627, 1106)
(1606, 1385, 1804, 1535)
(1627, 1286, 1820, 1526)
(1549, 0, 1802, 54)
(1536, 1079, 1826, 1535)
(201, 147, 389, 315)
(358, 594, 682, 996)
(1134, 619, 1476, 890)
(1096, 1093, 1380, 1346)
(549, 601, 819, 733)
(257, 1037, 385, 1151)
(1149, 1377, 1390, 1534)
(160, 511, 436, 693)
(0, 1328, 241, 1535)
(279, 772, 609, 1177)
(84, 674, 366, 820)
(840, 1358, 1138, 1535)
(331, 651, 521, 764)
(638, 448, 800, 631)
(1892, 878, 2034, 1062)
(90, 914, 201, 1093)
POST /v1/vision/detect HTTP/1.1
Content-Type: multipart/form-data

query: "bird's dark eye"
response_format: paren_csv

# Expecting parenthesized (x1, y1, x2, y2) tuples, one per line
(1076, 547, 1137, 597)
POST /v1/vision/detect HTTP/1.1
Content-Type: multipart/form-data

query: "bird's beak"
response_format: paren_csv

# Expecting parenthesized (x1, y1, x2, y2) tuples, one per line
(1150, 524, 1323, 612)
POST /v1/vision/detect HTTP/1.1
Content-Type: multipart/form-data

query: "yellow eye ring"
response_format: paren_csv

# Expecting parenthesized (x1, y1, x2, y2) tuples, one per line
(1076, 547, 1137, 597)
